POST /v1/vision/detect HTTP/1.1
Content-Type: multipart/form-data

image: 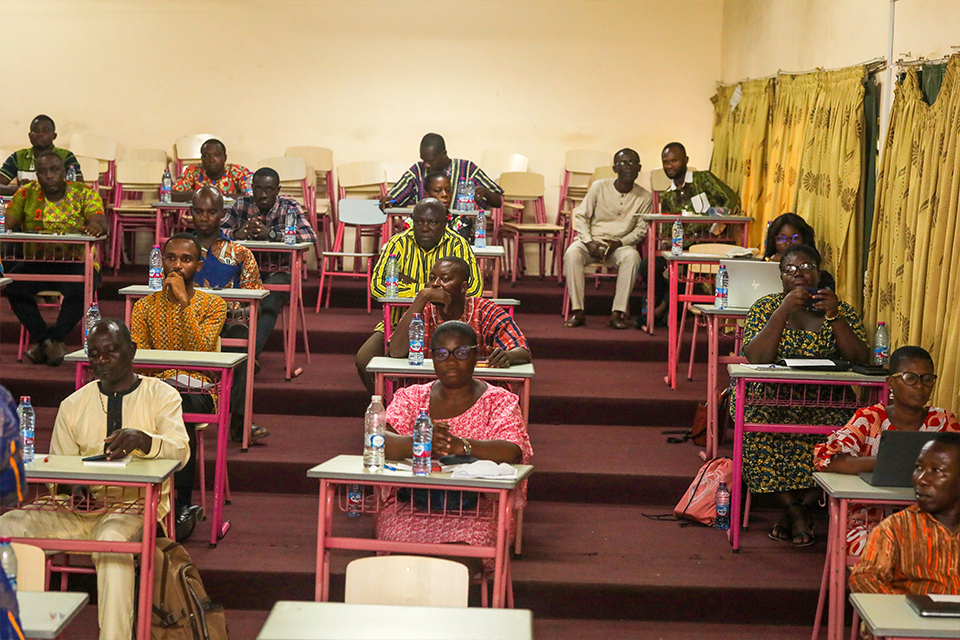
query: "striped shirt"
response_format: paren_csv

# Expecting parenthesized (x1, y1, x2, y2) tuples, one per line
(371, 228, 482, 331)
(849, 505, 960, 594)
(385, 158, 503, 208)
(423, 297, 528, 357)
(0, 146, 81, 182)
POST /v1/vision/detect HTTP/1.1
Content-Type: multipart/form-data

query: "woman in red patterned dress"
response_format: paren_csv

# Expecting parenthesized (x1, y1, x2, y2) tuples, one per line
(814, 345, 959, 554)
(379, 321, 532, 571)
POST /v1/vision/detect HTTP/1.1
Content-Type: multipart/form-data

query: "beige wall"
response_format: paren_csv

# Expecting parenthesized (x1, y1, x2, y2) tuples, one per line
(0, 0, 725, 217)
(721, 0, 960, 82)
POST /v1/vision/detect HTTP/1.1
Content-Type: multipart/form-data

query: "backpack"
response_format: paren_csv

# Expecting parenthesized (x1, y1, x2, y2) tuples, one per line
(673, 457, 732, 526)
(152, 538, 229, 640)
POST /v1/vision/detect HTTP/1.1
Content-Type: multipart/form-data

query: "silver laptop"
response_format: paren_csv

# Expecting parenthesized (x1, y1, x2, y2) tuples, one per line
(722, 260, 782, 310)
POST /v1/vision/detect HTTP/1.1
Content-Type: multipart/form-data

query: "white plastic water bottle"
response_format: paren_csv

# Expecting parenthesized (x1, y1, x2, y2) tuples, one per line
(0, 199, 6, 233)
(412, 410, 433, 476)
(409, 313, 424, 366)
(284, 211, 296, 245)
(455, 179, 476, 211)
(714, 265, 729, 310)
(474, 210, 487, 249)
(66, 165, 77, 182)
(160, 168, 173, 203)
(0, 539, 17, 592)
(149, 245, 163, 290)
(363, 395, 386, 471)
(84, 303, 101, 356)
(874, 322, 889, 367)
(715, 482, 730, 530)
(384, 254, 399, 298)
(17, 397, 34, 465)
(671, 219, 683, 256)
(347, 484, 363, 517)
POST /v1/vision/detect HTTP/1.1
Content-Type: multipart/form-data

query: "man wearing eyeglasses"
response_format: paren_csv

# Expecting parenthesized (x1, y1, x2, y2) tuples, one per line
(563, 148, 652, 329)
(387, 257, 530, 367)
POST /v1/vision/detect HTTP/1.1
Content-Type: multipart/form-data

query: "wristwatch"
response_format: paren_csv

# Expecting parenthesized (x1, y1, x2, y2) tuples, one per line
(459, 437, 472, 456)
(267, 229, 278, 241)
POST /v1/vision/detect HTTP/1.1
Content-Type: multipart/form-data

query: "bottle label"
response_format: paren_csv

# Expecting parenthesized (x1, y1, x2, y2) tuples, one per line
(413, 442, 431, 458)
(366, 434, 385, 448)
(22, 434, 33, 447)
(385, 275, 398, 286)
(409, 339, 423, 353)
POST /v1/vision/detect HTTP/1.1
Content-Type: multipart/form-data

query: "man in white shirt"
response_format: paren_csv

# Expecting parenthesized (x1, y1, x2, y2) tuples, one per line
(563, 149, 652, 329)
(0, 319, 189, 640)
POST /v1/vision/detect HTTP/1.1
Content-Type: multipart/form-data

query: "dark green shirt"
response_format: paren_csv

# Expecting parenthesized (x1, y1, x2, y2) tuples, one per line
(658, 170, 738, 214)
(0, 145, 82, 182)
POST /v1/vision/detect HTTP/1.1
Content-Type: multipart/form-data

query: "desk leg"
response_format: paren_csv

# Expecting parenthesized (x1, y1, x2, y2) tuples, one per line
(644, 231, 656, 334)
(136, 483, 159, 640)
(706, 314, 719, 460)
(492, 256, 501, 298)
(210, 368, 234, 547)
(383, 304, 392, 352)
(830, 498, 849, 640)
(666, 260, 679, 388)
(375, 373, 385, 398)
(492, 488, 510, 608)
(242, 303, 259, 452)
(730, 377, 746, 552)
(84, 243, 95, 313)
(521, 380, 530, 427)
(315, 480, 332, 601)
(124, 298, 133, 327)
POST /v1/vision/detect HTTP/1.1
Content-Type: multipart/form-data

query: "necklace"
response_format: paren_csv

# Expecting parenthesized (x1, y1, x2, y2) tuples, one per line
(97, 375, 140, 413)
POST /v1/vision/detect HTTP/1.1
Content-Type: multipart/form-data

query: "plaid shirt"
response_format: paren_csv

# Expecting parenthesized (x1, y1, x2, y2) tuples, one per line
(221, 196, 317, 245)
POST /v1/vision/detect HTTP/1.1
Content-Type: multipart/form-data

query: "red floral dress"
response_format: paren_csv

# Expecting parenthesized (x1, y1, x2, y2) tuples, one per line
(376, 382, 532, 568)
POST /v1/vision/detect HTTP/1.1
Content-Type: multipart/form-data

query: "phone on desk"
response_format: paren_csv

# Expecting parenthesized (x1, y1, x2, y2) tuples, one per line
(82, 454, 109, 462)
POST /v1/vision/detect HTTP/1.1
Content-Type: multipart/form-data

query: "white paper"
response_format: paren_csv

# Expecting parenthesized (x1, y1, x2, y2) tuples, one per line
(692, 193, 710, 213)
(451, 460, 518, 479)
(163, 374, 213, 391)
(782, 358, 836, 367)
(730, 83, 743, 109)
(929, 595, 960, 603)
(83, 456, 132, 467)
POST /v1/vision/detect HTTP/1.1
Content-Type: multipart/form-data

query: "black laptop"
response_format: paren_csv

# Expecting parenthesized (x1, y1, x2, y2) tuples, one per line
(858, 430, 938, 487)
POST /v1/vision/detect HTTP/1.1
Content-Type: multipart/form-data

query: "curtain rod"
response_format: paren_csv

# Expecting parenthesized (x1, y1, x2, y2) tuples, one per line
(717, 56, 886, 87)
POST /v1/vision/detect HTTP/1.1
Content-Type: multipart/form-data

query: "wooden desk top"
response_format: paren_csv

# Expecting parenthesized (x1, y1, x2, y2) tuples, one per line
(238, 240, 313, 251)
(640, 213, 754, 223)
(0, 277, 10, 289)
(25, 454, 179, 484)
(65, 348, 246, 369)
(366, 356, 535, 379)
(18, 591, 90, 640)
(849, 594, 960, 638)
(119, 285, 269, 300)
(727, 363, 887, 384)
(0, 232, 106, 243)
(813, 472, 916, 502)
(307, 455, 533, 491)
(691, 304, 749, 316)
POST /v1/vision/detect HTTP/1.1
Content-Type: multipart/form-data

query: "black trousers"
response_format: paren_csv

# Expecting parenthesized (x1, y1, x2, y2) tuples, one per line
(3, 262, 102, 343)
(176, 393, 215, 513)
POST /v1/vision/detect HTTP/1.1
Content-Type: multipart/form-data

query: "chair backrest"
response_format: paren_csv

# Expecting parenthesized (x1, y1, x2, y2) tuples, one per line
(258, 156, 311, 183)
(174, 134, 220, 163)
(590, 165, 617, 186)
(285, 146, 333, 173)
(75, 156, 101, 187)
(499, 171, 545, 199)
(344, 555, 469, 607)
(119, 148, 170, 163)
(382, 161, 410, 188)
(687, 242, 733, 275)
(337, 161, 386, 189)
(10, 542, 45, 591)
(116, 160, 167, 186)
(650, 166, 696, 192)
(565, 149, 610, 175)
(481, 150, 528, 180)
(337, 198, 387, 226)
(66, 133, 118, 163)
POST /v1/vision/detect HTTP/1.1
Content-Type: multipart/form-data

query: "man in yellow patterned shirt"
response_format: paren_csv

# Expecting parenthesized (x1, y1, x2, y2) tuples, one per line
(3, 151, 107, 366)
(130, 233, 226, 539)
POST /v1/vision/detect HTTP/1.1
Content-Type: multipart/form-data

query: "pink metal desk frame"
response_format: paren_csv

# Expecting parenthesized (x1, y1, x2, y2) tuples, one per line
(66, 349, 246, 547)
(638, 214, 752, 336)
(120, 285, 268, 451)
(378, 297, 518, 351)
(239, 241, 312, 380)
(308, 455, 533, 608)
(12, 455, 178, 640)
(149, 202, 192, 245)
(813, 473, 915, 640)
(728, 365, 888, 552)
(0, 233, 105, 312)
(691, 305, 748, 460)
(0, 278, 9, 376)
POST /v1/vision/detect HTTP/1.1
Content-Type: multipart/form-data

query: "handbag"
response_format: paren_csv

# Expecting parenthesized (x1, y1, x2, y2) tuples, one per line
(674, 457, 732, 526)
(667, 388, 730, 447)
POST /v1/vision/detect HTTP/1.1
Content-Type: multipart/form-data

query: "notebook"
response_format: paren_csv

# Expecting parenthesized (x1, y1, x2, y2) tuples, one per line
(722, 260, 782, 310)
(858, 430, 938, 487)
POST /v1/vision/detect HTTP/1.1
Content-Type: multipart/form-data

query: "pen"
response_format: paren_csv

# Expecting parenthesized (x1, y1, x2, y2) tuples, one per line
(383, 464, 401, 472)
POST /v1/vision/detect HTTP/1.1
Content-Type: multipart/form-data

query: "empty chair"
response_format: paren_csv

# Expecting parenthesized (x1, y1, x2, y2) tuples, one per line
(259, 156, 322, 262)
(344, 555, 469, 607)
(497, 171, 564, 284)
(75, 155, 102, 192)
(173, 133, 219, 177)
(479, 150, 528, 181)
(337, 161, 388, 268)
(110, 159, 167, 271)
(285, 146, 335, 250)
(65, 132, 118, 191)
(11, 542, 46, 591)
(558, 150, 611, 249)
(119, 148, 170, 164)
(382, 161, 412, 189)
(317, 199, 386, 313)
(676, 243, 732, 380)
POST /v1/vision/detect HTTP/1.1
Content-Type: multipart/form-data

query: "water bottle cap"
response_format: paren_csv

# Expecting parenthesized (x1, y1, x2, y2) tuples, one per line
(19, 397, 29, 404)
(371, 395, 382, 403)
(0, 538, 10, 544)
(878, 321, 885, 326)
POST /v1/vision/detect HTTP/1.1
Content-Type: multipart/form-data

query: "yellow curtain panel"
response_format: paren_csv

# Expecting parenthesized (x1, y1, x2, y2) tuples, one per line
(795, 66, 866, 310)
(865, 55, 960, 414)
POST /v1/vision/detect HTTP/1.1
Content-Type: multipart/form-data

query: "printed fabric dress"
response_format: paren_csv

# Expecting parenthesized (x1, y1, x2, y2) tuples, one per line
(376, 382, 532, 570)
(738, 292, 867, 494)
(813, 404, 959, 555)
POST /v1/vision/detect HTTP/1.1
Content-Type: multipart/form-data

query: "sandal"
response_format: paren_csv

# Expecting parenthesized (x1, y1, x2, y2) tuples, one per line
(768, 519, 791, 542)
(786, 502, 815, 547)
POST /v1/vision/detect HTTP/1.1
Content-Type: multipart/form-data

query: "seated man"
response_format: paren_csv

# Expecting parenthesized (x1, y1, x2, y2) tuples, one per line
(172, 138, 252, 202)
(357, 198, 482, 393)
(380, 133, 503, 239)
(221, 167, 318, 363)
(191, 186, 270, 443)
(2, 151, 107, 366)
(0, 320, 189, 640)
(388, 257, 531, 367)
(849, 432, 960, 594)
(563, 148, 651, 329)
(0, 114, 82, 196)
(657, 141, 739, 214)
(131, 233, 226, 540)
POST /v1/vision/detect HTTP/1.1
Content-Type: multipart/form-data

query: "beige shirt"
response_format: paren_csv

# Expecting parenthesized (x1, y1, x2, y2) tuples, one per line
(51, 377, 190, 521)
(573, 178, 652, 246)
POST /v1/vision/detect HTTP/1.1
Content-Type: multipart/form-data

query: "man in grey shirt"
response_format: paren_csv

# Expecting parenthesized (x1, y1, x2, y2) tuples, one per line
(563, 148, 652, 329)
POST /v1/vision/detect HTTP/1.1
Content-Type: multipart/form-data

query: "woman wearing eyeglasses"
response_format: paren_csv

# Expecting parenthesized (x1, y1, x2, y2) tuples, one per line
(378, 321, 532, 571)
(739, 243, 872, 547)
(813, 346, 958, 553)
(763, 213, 836, 290)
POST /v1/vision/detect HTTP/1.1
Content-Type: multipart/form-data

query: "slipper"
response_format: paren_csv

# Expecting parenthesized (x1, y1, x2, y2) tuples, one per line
(768, 523, 791, 542)
(786, 502, 815, 548)
(562, 315, 586, 328)
(608, 316, 630, 330)
(792, 531, 816, 547)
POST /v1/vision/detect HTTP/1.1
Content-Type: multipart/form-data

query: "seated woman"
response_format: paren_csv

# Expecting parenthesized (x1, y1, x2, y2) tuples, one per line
(379, 321, 532, 571)
(763, 212, 835, 289)
(394, 171, 454, 234)
(740, 243, 871, 547)
(814, 345, 959, 554)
